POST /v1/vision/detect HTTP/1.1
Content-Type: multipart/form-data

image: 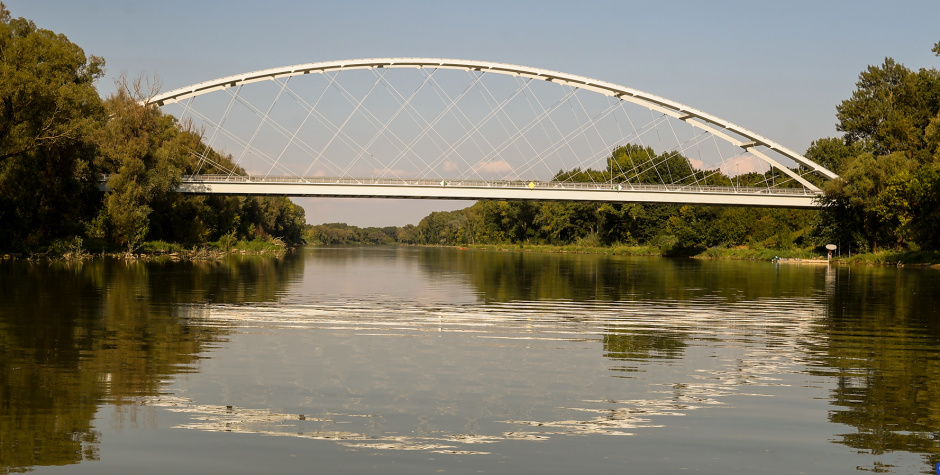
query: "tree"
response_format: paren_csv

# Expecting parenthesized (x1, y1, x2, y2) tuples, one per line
(534, 202, 598, 244)
(0, 3, 106, 250)
(804, 137, 865, 176)
(813, 44, 940, 251)
(907, 164, 940, 249)
(835, 57, 940, 160)
(94, 77, 185, 251)
(817, 152, 917, 251)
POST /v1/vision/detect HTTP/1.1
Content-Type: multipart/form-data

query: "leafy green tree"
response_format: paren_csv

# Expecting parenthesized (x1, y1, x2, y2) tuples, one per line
(238, 196, 305, 244)
(596, 203, 633, 244)
(93, 78, 187, 251)
(817, 152, 917, 251)
(804, 137, 865, 176)
(305, 223, 360, 244)
(907, 164, 940, 249)
(0, 3, 105, 250)
(93, 76, 307, 248)
(813, 45, 940, 251)
(836, 57, 940, 161)
(534, 201, 599, 243)
(396, 224, 418, 243)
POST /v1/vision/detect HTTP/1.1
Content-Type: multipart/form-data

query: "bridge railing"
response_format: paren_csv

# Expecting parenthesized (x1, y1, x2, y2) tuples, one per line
(181, 175, 819, 196)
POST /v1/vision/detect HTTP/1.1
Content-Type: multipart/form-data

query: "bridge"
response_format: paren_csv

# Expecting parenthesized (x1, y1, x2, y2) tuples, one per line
(150, 58, 837, 208)
(178, 175, 819, 208)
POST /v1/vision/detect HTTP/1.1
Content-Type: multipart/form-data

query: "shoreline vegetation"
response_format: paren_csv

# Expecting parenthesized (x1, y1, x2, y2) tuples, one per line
(1, 236, 295, 262)
(4, 233, 939, 267)
(446, 243, 940, 267)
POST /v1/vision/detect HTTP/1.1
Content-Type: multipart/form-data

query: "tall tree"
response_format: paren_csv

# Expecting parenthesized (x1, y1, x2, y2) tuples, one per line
(804, 137, 865, 176)
(813, 45, 940, 251)
(835, 58, 940, 161)
(93, 77, 186, 251)
(0, 3, 105, 250)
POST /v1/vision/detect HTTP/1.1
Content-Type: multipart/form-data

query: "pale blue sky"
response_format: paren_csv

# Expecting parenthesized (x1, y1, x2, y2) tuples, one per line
(8, 0, 939, 226)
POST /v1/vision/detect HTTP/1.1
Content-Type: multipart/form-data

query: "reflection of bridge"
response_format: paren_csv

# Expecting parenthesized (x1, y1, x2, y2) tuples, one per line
(152, 58, 836, 207)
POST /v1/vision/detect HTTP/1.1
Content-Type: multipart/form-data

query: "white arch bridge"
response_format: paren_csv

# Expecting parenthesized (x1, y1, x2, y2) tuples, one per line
(151, 58, 836, 208)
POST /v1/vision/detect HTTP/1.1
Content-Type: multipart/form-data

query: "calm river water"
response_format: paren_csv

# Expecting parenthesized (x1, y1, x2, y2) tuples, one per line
(2, 246, 940, 474)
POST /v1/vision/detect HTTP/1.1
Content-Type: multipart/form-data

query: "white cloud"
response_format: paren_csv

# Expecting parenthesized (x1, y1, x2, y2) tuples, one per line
(719, 156, 763, 176)
(470, 159, 514, 175)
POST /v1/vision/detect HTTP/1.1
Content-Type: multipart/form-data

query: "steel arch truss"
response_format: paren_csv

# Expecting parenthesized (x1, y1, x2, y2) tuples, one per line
(150, 58, 836, 202)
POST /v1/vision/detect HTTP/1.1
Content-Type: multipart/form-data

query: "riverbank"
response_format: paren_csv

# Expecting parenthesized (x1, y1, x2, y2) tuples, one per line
(837, 250, 940, 266)
(453, 243, 815, 260)
(449, 243, 940, 267)
(1, 237, 295, 262)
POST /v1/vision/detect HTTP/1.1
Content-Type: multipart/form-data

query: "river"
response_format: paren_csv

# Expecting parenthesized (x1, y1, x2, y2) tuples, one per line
(2, 246, 939, 474)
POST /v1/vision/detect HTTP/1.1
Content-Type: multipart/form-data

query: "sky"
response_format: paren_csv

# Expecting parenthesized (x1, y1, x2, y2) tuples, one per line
(7, 0, 940, 227)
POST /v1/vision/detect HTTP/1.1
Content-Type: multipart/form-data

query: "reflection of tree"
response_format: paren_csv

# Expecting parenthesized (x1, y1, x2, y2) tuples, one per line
(416, 247, 842, 372)
(810, 266, 940, 471)
(0, 254, 302, 473)
(603, 329, 687, 362)
(417, 247, 826, 303)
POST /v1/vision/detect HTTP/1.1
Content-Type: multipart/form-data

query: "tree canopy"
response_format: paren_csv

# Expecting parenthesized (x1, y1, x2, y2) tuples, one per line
(0, 3, 105, 248)
(812, 45, 940, 252)
(0, 4, 305, 253)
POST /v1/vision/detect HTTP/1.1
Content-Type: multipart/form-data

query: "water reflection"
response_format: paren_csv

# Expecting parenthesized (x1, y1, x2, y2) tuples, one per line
(3, 248, 940, 474)
(0, 255, 302, 472)
(167, 291, 821, 456)
(415, 246, 830, 302)
(810, 266, 940, 471)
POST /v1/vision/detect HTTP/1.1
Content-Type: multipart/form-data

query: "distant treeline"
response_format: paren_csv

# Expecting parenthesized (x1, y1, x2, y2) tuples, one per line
(0, 6, 305, 253)
(405, 201, 814, 254)
(305, 223, 410, 245)
(307, 202, 814, 255)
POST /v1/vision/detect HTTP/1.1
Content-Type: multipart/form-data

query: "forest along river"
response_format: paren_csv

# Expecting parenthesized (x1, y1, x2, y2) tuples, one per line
(2, 246, 940, 474)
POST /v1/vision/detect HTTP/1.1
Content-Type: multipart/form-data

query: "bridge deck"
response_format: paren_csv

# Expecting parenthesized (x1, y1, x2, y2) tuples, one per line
(176, 175, 821, 208)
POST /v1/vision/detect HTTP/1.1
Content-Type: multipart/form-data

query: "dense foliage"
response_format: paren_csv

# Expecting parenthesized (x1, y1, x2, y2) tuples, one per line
(403, 200, 814, 254)
(304, 222, 402, 245)
(0, 5, 304, 253)
(0, 5, 105, 249)
(811, 44, 940, 252)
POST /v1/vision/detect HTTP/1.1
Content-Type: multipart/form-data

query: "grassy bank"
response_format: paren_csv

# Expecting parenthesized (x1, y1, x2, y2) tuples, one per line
(452, 242, 940, 266)
(1, 236, 294, 262)
(458, 242, 815, 260)
(457, 242, 662, 256)
(837, 250, 940, 266)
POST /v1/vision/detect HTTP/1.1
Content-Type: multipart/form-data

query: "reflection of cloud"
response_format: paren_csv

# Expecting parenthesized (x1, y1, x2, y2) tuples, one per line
(147, 396, 495, 454)
(147, 295, 815, 455)
(146, 388, 752, 452)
